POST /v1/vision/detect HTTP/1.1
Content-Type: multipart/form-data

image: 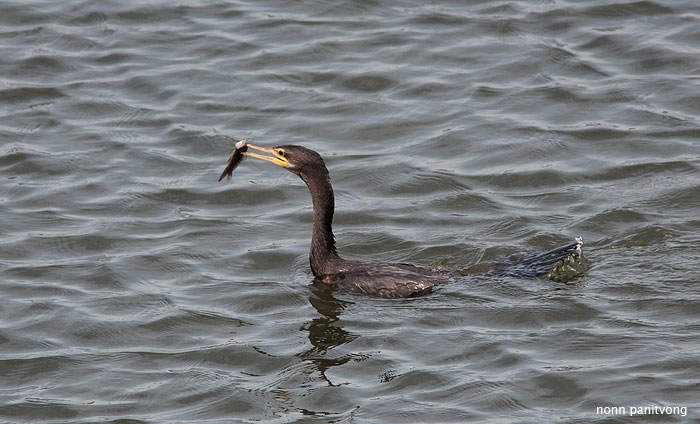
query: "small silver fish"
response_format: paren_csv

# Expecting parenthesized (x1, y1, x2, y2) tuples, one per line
(218, 139, 248, 182)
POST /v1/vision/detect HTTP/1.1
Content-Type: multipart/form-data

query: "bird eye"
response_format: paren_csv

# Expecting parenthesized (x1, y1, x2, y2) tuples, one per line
(277, 149, 285, 157)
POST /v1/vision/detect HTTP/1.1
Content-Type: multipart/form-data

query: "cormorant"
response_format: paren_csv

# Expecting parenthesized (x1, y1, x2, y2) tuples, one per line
(219, 143, 583, 298)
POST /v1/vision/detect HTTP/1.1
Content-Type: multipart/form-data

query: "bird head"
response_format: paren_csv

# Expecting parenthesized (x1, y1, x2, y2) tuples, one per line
(243, 144, 326, 176)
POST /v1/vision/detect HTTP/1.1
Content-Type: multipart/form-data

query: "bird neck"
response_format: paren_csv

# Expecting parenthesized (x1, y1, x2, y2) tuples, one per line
(300, 169, 341, 276)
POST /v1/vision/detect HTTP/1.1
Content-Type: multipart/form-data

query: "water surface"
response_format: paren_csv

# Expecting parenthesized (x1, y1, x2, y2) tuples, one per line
(1, 0, 699, 422)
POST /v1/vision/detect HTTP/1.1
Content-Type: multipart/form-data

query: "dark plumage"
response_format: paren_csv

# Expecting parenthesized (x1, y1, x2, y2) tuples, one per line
(220, 143, 583, 298)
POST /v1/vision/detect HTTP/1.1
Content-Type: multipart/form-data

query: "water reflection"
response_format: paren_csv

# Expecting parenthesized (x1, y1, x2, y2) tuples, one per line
(297, 282, 359, 387)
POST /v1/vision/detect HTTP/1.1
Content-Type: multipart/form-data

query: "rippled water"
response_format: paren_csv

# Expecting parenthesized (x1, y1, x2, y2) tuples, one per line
(2, 0, 699, 422)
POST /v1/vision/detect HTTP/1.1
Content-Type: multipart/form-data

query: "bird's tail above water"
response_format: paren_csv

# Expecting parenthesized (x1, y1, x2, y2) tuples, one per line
(477, 236, 586, 282)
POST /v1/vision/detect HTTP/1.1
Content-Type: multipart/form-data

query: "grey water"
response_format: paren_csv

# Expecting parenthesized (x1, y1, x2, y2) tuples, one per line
(1, 0, 699, 422)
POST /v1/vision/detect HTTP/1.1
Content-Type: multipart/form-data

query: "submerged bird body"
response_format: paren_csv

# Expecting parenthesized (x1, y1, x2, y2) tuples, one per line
(221, 143, 583, 298)
(314, 259, 450, 298)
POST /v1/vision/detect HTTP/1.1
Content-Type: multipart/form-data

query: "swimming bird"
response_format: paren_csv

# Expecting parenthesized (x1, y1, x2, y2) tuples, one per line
(220, 143, 583, 298)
